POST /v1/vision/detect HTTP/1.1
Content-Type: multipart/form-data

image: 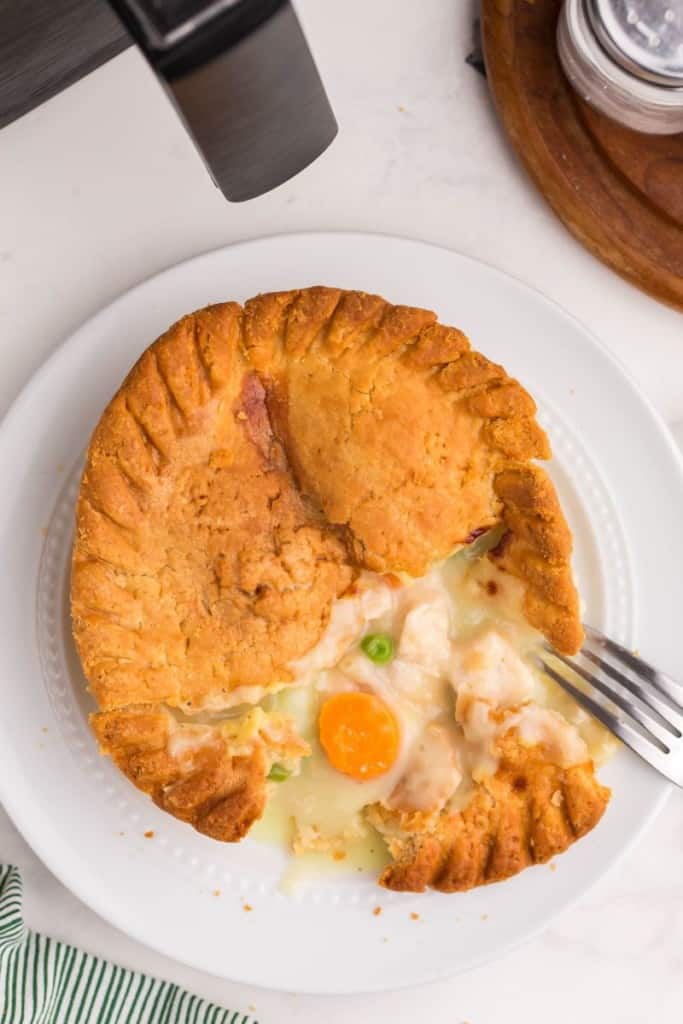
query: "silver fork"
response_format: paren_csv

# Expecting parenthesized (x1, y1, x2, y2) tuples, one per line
(536, 624, 683, 785)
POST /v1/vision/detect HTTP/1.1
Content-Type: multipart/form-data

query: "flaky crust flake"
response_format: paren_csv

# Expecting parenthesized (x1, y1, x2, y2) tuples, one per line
(72, 287, 584, 842)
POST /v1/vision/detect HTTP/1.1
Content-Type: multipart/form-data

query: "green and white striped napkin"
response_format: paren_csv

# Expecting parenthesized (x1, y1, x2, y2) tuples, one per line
(0, 865, 257, 1024)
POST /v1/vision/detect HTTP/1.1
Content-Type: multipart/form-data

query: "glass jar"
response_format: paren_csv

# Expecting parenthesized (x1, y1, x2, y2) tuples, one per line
(557, 0, 683, 133)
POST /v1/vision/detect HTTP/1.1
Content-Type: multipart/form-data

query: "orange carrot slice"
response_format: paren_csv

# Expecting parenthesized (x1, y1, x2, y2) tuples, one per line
(319, 692, 400, 781)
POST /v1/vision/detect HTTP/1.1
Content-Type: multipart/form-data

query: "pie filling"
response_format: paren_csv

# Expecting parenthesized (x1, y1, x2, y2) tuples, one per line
(166, 539, 615, 868)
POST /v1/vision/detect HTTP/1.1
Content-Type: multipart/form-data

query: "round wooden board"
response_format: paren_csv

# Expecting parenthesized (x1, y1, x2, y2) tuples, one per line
(481, 0, 683, 312)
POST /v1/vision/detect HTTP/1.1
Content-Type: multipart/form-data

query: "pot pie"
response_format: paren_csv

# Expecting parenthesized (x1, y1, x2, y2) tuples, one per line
(71, 287, 611, 893)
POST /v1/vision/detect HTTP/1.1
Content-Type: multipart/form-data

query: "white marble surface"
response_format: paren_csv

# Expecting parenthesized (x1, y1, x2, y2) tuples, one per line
(1, 1, 682, 1020)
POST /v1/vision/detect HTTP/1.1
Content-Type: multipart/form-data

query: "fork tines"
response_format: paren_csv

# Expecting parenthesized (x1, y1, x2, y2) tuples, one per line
(536, 625, 683, 785)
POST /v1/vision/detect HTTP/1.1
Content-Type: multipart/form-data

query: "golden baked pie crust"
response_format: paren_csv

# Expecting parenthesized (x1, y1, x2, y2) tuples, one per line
(72, 286, 590, 861)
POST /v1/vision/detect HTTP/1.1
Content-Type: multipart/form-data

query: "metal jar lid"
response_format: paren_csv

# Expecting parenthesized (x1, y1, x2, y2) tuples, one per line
(558, 0, 683, 133)
(587, 0, 683, 85)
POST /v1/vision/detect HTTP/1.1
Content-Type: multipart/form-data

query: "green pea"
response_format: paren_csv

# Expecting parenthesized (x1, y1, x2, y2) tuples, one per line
(267, 763, 291, 782)
(361, 632, 394, 664)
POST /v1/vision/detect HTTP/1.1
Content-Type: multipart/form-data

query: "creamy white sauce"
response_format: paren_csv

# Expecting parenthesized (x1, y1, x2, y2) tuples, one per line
(266, 684, 409, 854)
(179, 680, 292, 714)
(165, 544, 615, 880)
(509, 705, 588, 767)
(166, 721, 214, 760)
(263, 562, 516, 853)
(291, 578, 395, 678)
(451, 628, 590, 779)
(397, 582, 453, 674)
(450, 628, 535, 709)
(386, 722, 462, 813)
(260, 549, 615, 869)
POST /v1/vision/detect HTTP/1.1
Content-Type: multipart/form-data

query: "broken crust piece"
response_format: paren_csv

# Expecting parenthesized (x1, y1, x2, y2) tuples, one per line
(369, 732, 610, 893)
(72, 287, 583, 842)
(92, 705, 309, 841)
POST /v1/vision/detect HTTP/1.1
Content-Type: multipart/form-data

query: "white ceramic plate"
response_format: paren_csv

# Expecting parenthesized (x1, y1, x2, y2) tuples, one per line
(0, 233, 680, 994)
